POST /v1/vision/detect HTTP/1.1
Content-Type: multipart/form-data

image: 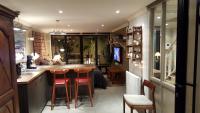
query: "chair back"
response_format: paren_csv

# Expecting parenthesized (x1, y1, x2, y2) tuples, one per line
(74, 67, 93, 78)
(50, 68, 69, 80)
(141, 80, 156, 109)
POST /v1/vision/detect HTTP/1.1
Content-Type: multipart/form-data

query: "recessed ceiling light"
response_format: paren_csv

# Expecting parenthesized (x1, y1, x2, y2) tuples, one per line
(101, 24, 104, 27)
(166, 23, 169, 26)
(115, 10, 120, 14)
(70, 29, 73, 31)
(58, 10, 63, 14)
(157, 16, 161, 19)
(67, 25, 71, 27)
(60, 48, 65, 52)
(22, 29, 27, 32)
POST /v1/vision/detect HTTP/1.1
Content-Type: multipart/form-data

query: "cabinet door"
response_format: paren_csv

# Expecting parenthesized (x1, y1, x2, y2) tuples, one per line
(0, 9, 19, 113)
(28, 73, 49, 113)
(28, 79, 39, 113)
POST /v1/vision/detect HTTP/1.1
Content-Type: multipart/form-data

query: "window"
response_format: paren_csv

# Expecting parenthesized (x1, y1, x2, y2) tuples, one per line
(151, 0, 177, 85)
(152, 4, 162, 79)
(164, 0, 177, 84)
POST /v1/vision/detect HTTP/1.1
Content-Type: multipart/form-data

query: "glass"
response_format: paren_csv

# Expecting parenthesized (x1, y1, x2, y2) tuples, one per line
(97, 36, 110, 65)
(82, 36, 96, 64)
(152, 4, 162, 79)
(164, 0, 177, 84)
(51, 35, 65, 61)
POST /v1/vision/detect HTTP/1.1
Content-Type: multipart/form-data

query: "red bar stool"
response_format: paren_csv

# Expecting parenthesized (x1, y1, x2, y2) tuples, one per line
(74, 67, 93, 108)
(50, 68, 71, 110)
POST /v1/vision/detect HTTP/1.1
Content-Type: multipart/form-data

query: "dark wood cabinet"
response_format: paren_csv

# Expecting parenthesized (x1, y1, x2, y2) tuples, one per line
(0, 5, 19, 113)
(18, 72, 50, 113)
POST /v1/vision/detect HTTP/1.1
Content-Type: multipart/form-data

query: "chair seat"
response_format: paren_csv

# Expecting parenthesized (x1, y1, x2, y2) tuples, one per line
(55, 79, 69, 85)
(124, 94, 153, 106)
(75, 78, 89, 84)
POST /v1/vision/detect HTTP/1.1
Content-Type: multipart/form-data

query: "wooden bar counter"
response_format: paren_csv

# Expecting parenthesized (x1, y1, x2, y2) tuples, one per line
(17, 64, 96, 113)
(17, 64, 96, 84)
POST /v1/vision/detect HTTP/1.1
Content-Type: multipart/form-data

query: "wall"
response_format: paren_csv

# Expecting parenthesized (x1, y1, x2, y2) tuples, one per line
(45, 34, 52, 59)
(185, 0, 197, 112)
(127, 8, 149, 82)
(25, 29, 33, 55)
(119, 7, 175, 113)
(23, 29, 51, 60)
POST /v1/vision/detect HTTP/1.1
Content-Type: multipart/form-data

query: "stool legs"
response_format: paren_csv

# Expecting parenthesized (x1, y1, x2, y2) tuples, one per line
(75, 82, 93, 108)
(69, 81, 72, 101)
(51, 82, 71, 110)
(123, 97, 125, 113)
(75, 82, 78, 108)
(51, 84, 56, 110)
(88, 82, 93, 107)
(65, 83, 70, 109)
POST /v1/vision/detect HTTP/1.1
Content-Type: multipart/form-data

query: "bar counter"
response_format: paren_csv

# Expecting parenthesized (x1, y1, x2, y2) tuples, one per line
(17, 64, 96, 84)
(17, 64, 96, 113)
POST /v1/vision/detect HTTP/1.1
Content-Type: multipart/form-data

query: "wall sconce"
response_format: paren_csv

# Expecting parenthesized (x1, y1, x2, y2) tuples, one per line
(155, 52, 161, 60)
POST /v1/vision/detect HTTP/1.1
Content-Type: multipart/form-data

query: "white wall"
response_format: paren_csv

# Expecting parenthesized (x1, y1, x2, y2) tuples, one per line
(186, 0, 197, 112)
(44, 34, 52, 59)
(113, 7, 176, 113)
(127, 8, 149, 82)
(25, 29, 33, 55)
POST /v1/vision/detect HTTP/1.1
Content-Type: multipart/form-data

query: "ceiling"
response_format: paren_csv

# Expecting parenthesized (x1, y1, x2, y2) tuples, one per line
(1, 0, 154, 33)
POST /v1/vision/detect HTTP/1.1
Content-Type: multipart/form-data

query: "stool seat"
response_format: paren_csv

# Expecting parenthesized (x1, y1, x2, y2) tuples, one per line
(75, 78, 89, 84)
(55, 79, 69, 85)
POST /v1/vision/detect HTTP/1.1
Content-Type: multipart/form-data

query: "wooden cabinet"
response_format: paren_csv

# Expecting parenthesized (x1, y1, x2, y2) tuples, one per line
(18, 72, 50, 113)
(107, 66, 126, 84)
(0, 5, 19, 113)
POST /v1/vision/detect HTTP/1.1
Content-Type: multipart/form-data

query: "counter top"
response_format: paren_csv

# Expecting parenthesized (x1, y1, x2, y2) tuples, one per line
(17, 64, 96, 84)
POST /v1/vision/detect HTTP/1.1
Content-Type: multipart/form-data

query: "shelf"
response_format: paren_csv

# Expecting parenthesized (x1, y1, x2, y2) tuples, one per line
(126, 32, 133, 36)
(133, 52, 142, 54)
(126, 26, 143, 61)
(126, 44, 134, 47)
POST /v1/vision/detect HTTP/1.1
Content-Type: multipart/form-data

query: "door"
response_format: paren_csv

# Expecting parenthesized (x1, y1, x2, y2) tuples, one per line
(194, 1, 200, 113)
(0, 5, 19, 113)
(175, 0, 199, 113)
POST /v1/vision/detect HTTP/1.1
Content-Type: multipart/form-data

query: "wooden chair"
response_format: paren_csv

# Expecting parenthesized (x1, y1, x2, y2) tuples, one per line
(50, 68, 71, 110)
(74, 67, 93, 108)
(123, 80, 156, 113)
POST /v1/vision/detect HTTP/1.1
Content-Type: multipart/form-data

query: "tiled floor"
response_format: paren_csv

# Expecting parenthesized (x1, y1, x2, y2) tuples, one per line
(42, 86, 136, 113)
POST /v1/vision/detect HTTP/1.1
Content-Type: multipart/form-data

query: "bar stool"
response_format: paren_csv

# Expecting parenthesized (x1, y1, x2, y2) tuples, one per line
(74, 67, 93, 108)
(50, 68, 71, 110)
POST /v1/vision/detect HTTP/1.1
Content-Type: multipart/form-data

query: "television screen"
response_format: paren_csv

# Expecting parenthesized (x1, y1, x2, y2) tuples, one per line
(114, 47, 120, 62)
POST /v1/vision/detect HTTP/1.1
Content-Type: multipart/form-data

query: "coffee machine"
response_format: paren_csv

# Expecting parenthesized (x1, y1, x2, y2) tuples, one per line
(26, 55, 37, 69)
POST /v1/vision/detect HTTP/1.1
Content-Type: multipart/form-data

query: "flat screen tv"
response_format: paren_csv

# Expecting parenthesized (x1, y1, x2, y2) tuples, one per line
(113, 47, 121, 63)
